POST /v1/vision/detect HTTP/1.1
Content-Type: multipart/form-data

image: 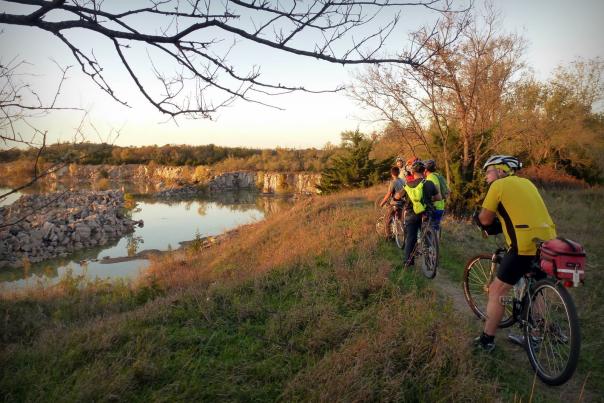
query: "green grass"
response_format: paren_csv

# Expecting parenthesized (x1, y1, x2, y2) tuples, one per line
(0, 250, 489, 401)
(1, 186, 602, 401)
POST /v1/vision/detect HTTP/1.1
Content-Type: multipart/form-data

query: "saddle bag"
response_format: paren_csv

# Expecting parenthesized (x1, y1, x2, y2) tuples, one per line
(540, 237, 586, 286)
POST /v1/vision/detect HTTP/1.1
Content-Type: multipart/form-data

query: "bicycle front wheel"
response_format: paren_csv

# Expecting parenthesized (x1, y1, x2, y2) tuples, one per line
(420, 227, 439, 279)
(524, 279, 580, 386)
(462, 255, 515, 328)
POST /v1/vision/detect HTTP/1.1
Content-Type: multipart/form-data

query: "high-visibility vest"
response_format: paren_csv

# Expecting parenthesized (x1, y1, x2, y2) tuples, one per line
(426, 172, 445, 211)
(404, 180, 426, 214)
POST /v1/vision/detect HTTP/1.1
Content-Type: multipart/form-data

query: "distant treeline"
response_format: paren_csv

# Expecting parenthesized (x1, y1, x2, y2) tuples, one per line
(0, 143, 338, 172)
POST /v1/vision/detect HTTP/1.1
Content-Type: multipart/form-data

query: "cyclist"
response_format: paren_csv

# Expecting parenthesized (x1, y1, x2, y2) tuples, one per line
(473, 155, 557, 352)
(424, 159, 447, 231)
(395, 157, 406, 180)
(379, 166, 405, 238)
(404, 157, 418, 183)
(402, 160, 441, 266)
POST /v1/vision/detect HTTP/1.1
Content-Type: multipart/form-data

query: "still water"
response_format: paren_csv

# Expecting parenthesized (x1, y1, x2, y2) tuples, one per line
(0, 188, 291, 291)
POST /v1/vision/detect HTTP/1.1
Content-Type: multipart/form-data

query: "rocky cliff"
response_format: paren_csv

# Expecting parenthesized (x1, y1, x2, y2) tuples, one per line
(208, 171, 321, 194)
(0, 163, 321, 194)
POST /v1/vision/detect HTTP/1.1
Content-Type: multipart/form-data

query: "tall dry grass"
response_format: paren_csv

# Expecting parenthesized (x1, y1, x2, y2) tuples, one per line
(4, 184, 599, 401)
(1, 187, 502, 401)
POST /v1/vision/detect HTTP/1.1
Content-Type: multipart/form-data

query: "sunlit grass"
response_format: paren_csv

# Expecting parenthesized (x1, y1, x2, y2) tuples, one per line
(1, 185, 601, 401)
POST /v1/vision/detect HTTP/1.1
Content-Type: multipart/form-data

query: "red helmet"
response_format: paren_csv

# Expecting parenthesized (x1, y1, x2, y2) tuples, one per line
(406, 157, 419, 166)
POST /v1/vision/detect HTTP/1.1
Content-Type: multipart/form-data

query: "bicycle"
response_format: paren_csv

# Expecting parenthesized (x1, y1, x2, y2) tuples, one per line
(405, 214, 439, 279)
(463, 235, 581, 386)
(375, 200, 405, 249)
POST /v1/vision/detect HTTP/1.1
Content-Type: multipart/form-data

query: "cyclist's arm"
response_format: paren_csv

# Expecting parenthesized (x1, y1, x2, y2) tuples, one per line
(480, 180, 501, 226)
(380, 182, 394, 207)
(478, 208, 496, 226)
(427, 175, 443, 201)
(423, 181, 441, 204)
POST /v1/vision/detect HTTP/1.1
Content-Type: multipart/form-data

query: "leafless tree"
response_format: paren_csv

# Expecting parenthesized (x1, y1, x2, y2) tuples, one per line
(0, 0, 470, 120)
(0, 56, 122, 202)
(0, 56, 81, 198)
(0, 56, 74, 145)
(351, 5, 524, 186)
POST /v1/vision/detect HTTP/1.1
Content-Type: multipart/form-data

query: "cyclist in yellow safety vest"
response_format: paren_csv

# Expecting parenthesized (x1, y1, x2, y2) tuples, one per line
(424, 159, 447, 231)
(472, 155, 557, 352)
(402, 160, 441, 267)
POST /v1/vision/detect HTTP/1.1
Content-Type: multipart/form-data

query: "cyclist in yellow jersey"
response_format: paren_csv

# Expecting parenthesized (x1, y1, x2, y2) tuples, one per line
(473, 155, 557, 352)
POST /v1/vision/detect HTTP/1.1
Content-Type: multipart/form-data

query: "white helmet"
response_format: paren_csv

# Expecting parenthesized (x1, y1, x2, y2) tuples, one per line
(483, 155, 522, 171)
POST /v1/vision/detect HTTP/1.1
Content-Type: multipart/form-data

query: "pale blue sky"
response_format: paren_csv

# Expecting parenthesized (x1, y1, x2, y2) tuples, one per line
(0, 0, 602, 149)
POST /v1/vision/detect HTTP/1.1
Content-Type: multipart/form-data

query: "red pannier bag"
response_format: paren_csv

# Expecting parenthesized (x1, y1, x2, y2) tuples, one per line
(540, 237, 586, 286)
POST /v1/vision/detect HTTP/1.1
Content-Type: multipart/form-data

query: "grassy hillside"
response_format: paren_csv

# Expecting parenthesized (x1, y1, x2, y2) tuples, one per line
(1, 186, 602, 401)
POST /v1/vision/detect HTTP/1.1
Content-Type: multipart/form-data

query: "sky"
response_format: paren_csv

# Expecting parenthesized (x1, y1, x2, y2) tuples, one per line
(0, 0, 603, 149)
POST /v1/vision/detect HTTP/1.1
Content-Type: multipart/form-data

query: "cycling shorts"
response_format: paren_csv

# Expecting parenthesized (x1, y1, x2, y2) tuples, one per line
(497, 249, 546, 285)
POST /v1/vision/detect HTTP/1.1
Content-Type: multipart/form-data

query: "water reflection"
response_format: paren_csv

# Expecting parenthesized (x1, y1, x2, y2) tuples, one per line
(0, 188, 293, 291)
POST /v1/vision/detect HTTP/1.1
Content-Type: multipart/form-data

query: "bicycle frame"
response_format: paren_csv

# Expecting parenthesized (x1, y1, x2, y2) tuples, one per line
(484, 247, 539, 328)
(463, 231, 581, 385)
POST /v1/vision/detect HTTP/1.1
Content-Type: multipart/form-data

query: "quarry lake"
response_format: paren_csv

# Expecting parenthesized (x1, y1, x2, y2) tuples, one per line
(0, 188, 292, 292)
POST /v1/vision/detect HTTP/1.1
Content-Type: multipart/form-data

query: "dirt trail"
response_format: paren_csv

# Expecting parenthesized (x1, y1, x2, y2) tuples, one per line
(432, 266, 596, 402)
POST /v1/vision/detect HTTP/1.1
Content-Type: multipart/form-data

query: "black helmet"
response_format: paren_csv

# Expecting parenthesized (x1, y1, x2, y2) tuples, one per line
(424, 159, 436, 172)
(411, 160, 425, 173)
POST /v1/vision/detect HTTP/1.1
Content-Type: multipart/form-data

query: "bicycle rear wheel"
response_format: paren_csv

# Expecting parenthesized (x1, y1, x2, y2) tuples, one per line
(375, 207, 387, 237)
(392, 218, 405, 249)
(462, 255, 515, 328)
(376, 216, 385, 237)
(420, 227, 438, 279)
(524, 279, 580, 386)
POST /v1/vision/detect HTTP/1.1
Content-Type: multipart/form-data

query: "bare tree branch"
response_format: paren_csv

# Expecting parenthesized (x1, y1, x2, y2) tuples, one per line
(0, 0, 470, 119)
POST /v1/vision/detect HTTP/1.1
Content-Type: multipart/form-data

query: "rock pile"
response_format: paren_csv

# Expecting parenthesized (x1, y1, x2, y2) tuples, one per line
(0, 190, 143, 269)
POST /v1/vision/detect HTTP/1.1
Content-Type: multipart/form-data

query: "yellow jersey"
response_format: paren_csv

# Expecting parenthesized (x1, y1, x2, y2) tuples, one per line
(482, 175, 556, 255)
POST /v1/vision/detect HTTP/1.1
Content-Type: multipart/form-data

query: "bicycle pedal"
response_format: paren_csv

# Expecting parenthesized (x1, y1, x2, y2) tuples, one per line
(507, 333, 524, 346)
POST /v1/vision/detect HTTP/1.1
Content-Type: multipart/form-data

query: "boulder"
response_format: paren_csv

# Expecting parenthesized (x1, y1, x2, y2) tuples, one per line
(0, 190, 143, 268)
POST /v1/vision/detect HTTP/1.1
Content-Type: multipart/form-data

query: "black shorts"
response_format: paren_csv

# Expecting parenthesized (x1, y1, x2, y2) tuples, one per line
(497, 250, 545, 285)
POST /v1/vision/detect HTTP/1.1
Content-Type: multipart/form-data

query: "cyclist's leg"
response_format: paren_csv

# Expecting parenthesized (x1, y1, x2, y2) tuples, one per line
(432, 209, 444, 231)
(395, 206, 403, 221)
(384, 205, 394, 237)
(485, 278, 514, 336)
(404, 212, 421, 265)
(485, 251, 532, 335)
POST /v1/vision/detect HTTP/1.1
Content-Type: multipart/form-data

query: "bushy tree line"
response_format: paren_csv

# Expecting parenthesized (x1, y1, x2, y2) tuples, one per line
(318, 131, 391, 193)
(0, 143, 336, 172)
(351, 7, 604, 212)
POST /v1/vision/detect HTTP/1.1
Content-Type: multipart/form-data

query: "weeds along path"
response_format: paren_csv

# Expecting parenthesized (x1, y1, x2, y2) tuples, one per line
(436, 223, 597, 402)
